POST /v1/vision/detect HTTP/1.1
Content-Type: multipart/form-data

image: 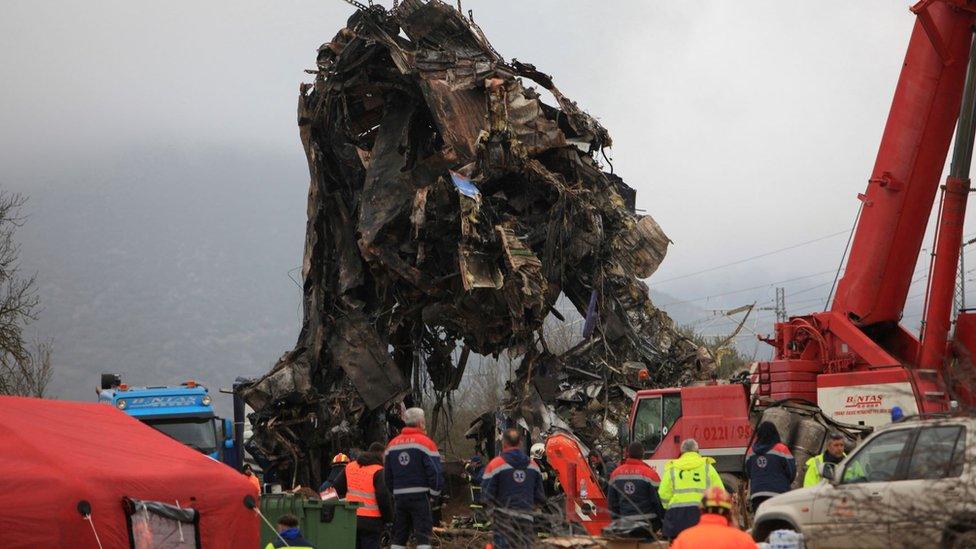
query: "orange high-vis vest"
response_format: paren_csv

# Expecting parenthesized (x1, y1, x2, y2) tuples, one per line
(346, 462, 383, 518)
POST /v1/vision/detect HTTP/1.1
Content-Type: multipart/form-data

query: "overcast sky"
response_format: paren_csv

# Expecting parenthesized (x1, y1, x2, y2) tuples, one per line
(0, 1, 964, 381)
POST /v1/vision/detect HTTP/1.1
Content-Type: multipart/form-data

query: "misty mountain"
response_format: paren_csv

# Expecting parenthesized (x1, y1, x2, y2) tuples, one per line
(5, 141, 309, 411)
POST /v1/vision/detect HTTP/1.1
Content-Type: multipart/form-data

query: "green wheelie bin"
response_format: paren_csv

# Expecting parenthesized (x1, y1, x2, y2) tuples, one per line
(259, 494, 359, 548)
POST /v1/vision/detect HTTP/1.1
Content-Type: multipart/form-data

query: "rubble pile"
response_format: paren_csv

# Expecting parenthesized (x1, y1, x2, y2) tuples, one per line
(241, 0, 708, 486)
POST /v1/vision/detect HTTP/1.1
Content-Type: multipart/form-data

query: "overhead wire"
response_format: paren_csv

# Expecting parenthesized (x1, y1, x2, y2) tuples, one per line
(659, 269, 837, 307)
(662, 222, 976, 345)
(652, 229, 851, 285)
(824, 204, 862, 308)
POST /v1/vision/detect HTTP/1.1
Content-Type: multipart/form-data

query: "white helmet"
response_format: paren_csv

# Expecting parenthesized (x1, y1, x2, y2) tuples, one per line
(530, 443, 546, 460)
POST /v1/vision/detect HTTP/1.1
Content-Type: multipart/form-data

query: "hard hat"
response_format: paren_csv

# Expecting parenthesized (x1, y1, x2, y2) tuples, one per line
(530, 443, 546, 460)
(332, 453, 350, 464)
(701, 487, 732, 511)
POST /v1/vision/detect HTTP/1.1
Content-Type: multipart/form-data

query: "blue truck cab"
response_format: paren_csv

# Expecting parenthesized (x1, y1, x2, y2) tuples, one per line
(97, 373, 238, 466)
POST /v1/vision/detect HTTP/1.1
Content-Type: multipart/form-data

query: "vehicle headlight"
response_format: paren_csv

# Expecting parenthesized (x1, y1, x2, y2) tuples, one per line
(201, 395, 212, 406)
(116, 399, 127, 410)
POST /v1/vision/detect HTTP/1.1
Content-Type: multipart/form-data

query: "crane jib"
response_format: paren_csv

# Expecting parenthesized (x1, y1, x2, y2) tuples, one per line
(757, 2, 976, 416)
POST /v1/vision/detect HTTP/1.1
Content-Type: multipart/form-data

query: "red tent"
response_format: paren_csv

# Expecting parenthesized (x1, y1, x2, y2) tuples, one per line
(0, 396, 259, 548)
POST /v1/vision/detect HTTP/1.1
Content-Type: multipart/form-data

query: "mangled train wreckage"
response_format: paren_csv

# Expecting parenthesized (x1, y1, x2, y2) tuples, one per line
(241, 0, 709, 487)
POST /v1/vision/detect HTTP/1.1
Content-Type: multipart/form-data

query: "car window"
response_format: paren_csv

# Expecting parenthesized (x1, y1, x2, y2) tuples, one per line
(948, 428, 967, 477)
(632, 396, 662, 452)
(663, 394, 682, 435)
(907, 426, 966, 480)
(841, 428, 912, 484)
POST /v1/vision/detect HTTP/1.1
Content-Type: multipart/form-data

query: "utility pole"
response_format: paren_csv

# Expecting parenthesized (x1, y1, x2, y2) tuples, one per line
(758, 287, 788, 324)
(775, 287, 787, 324)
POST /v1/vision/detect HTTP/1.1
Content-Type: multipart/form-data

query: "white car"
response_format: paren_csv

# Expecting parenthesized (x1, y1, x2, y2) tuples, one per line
(752, 416, 976, 548)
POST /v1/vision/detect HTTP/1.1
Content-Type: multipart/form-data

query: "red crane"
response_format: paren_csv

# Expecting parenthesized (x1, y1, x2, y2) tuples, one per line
(553, 2, 976, 531)
(755, 0, 976, 422)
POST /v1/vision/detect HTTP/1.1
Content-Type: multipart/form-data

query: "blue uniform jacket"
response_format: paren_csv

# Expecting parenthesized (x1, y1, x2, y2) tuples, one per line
(481, 448, 546, 513)
(384, 426, 444, 497)
(608, 458, 665, 520)
(745, 441, 796, 499)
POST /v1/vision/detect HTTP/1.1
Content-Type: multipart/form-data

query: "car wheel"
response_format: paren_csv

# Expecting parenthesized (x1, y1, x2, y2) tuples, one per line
(752, 520, 797, 543)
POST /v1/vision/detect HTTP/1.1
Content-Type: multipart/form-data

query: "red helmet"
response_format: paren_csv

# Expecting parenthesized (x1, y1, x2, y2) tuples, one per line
(702, 487, 732, 511)
(332, 453, 350, 464)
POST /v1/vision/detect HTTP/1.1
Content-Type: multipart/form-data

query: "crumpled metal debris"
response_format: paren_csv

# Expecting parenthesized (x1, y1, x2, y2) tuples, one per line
(241, 0, 708, 486)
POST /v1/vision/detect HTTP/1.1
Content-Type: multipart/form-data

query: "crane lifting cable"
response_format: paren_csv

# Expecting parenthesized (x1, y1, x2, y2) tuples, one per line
(336, 0, 372, 11)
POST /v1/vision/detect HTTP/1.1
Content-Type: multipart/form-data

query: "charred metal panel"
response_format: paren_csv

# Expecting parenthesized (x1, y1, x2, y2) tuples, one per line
(240, 1, 706, 485)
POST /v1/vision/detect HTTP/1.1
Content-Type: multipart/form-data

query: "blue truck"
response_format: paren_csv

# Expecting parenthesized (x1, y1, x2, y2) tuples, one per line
(98, 373, 241, 468)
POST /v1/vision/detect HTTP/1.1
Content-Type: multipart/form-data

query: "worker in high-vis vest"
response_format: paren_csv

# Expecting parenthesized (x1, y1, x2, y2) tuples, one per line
(657, 438, 725, 540)
(803, 432, 847, 487)
(334, 442, 393, 549)
(803, 432, 867, 487)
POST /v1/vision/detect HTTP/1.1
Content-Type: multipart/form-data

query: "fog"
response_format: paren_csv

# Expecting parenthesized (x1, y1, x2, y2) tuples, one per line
(0, 1, 957, 402)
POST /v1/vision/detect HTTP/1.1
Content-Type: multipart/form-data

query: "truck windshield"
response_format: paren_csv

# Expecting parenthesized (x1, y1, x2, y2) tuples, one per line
(632, 396, 663, 452)
(144, 417, 219, 455)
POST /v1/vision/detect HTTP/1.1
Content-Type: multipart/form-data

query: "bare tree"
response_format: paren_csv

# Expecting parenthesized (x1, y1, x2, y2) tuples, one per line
(0, 192, 53, 397)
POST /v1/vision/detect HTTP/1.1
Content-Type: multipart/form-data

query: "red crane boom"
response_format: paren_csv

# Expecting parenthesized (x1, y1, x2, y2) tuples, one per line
(831, 1, 975, 326)
(755, 0, 976, 422)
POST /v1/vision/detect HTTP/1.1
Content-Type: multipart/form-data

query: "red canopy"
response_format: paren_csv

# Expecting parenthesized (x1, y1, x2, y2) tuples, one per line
(0, 396, 258, 548)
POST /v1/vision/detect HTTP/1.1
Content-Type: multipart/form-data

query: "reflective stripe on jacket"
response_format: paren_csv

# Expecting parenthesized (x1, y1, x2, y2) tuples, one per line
(607, 458, 664, 519)
(803, 453, 849, 487)
(658, 451, 725, 509)
(346, 461, 383, 518)
(745, 441, 796, 499)
(384, 427, 444, 496)
(481, 448, 546, 513)
(804, 452, 864, 487)
(803, 454, 826, 487)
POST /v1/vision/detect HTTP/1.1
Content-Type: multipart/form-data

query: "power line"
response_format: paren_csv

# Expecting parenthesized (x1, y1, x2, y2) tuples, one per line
(653, 229, 851, 285)
(659, 269, 836, 307)
(824, 204, 862, 309)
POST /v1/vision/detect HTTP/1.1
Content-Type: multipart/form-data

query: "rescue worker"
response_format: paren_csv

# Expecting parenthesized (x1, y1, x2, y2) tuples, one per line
(384, 407, 443, 549)
(266, 514, 314, 549)
(333, 442, 393, 549)
(658, 438, 724, 540)
(589, 448, 613, 493)
(464, 455, 485, 503)
(243, 464, 261, 495)
(464, 455, 488, 526)
(607, 441, 664, 532)
(669, 487, 756, 549)
(745, 421, 796, 512)
(318, 452, 350, 493)
(588, 449, 608, 478)
(482, 428, 546, 549)
(803, 432, 846, 487)
(530, 443, 558, 497)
